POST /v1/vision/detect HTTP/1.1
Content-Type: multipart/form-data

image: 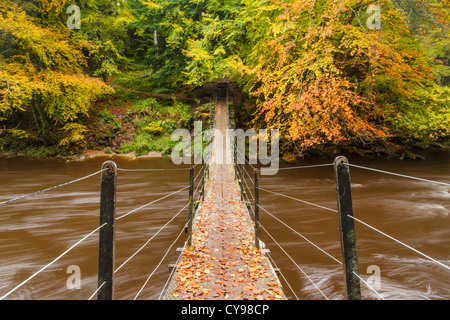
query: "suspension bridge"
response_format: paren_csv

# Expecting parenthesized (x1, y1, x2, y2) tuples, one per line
(0, 87, 449, 300)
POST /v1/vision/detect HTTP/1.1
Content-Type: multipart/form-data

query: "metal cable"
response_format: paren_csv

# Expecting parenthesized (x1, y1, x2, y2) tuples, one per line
(158, 223, 189, 300)
(258, 187, 338, 213)
(115, 203, 189, 274)
(135, 221, 188, 300)
(0, 168, 107, 207)
(0, 222, 107, 300)
(348, 215, 450, 272)
(238, 169, 256, 218)
(242, 172, 255, 201)
(242, 164, 255, 184)
(266, 253, 300, 300)
(258, 204, 342, 265)
(260, 224, 329, 300)
(116, 186, 189, 221)
(352, 271, 385, 300)
(117, 167, 189, 172)
(265, 163, 334, 171)
(192, 168, 205, 202)
(236, 148, 256, 170)
(88, 281, 106, 301)
(193, 165, 204, 183)
(347, 163, 450, 187)
(237, 167, 255, 201)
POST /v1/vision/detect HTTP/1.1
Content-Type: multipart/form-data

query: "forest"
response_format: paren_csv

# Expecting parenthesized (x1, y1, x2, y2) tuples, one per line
(0, 0, 449, 159)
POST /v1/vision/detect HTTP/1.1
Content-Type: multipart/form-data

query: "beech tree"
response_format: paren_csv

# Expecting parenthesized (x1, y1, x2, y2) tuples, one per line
(0, 1, 112, 151)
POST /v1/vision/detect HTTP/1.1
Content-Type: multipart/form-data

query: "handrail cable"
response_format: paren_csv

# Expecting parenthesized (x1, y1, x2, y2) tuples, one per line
(88, 281, 106, 301)
(116, 185, 189, 221)
(238, 169, 256, 218)
(117, 167, 189, 172)
(266, 163, 334, 171)
(135, 221, 188, 300)
(242, 163, 255, 185)
(347, 163, 450, 187)
(115, 203, 189, 274)
(259, 187, 450, 271)
(258, 204, 342, 265)
(278, 163, 334, 170)
(193, 164, 204, 183)
(260, 224, 329, 300)
(352, 270, 385, 300)
(266, 253, 299, 300)
(258, 187, 338, 213)
(158, 227, 188, 300)
(236, 148, 334, 174)
(347, 215, 450, 272)
(192, 168, 206, 202)
(0, 168, 107, 207)
(237, 166, 255, 201)
(0, 222, 107, 300)
(236, 148, 256, 171)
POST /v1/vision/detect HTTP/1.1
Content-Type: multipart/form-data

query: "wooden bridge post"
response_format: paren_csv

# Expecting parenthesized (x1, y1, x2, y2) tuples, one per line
(254, 169, 260, 250)
(98, 161, 117, 300)
(333, 156, 361, 300)
(187, 167, 194, 248)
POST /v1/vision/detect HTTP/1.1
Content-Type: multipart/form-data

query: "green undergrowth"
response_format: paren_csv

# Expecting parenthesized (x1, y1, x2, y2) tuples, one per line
(96, 97, 195, 156)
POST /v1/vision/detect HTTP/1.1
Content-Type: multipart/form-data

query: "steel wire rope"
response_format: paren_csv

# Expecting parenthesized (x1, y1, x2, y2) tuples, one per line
(135, 221, 189, 300)
(88, 281, 106, 301)
(347, 163, 450, 187)
(240, 165, 256, 200)
(115, 203, 189, 274)
(0, 168, 107, 206)
(0, 222, 107, 300)
(117, 167, 190, 172)
(347, 214, 450, 272)
(236, 149, 334, 176)
(192, 167, 206, 202)
(236, 148, 256, 171)
(258, 187, 338, 213)
(158, 223, 189, 300)
(237, 164, 255, 200)
(237, 165, 255, 201)
(352, 270, 385, 300)
(116, 185, 189, 221)
(260, 224, 329, 300)
(257, 184, 385, 299)
(259, 185, 450, 291)
(190, 164, 206, 203)
(259, 187, 450, 271)
(266, 253, 300, 300)
(193, 164, 204, 183)
(242, 163, 255, 185)
(258, 204, 342, 265)
(269, 163, 334, 171)
(238, 169, 256, 219)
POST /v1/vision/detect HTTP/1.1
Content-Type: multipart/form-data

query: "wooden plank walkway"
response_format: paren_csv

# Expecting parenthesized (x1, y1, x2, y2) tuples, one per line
(162, 100, 285, 300)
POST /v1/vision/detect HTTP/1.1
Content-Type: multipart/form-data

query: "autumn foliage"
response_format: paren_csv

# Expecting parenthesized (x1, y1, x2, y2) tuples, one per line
(1, 0, 449, 155)
(0, 1, 115, 153)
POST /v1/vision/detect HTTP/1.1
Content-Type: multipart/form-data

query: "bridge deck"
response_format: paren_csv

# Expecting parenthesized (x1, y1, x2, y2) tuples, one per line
(162, 100, 285, 300)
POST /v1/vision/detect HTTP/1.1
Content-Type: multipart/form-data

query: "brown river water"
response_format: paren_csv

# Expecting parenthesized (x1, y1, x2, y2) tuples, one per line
(0, 150, 448, 300)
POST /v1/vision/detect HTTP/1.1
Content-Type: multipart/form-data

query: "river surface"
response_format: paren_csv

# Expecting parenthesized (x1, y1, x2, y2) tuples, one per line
(0, 150, 449, 300)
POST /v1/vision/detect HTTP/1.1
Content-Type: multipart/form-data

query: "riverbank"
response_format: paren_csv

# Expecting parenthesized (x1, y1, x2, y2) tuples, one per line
(295, 139, 449, 162)
(1, 139, 448, 164)
(0, 149, 164, 162)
